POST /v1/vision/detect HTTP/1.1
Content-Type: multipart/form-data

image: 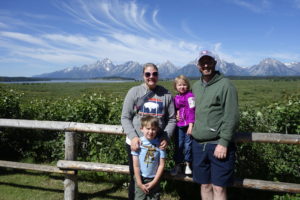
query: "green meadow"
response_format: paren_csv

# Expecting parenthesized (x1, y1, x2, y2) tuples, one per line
(1, 78, 300, 108)
(0, 77, 299, 200)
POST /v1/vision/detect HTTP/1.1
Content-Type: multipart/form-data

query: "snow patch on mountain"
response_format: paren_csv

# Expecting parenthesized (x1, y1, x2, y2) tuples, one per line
(33, 56, 300, 78)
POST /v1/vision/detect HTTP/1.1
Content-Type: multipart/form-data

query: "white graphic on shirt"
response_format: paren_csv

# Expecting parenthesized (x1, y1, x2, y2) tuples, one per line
(144, 102, 159, 112)
(188, 97, 195, 108)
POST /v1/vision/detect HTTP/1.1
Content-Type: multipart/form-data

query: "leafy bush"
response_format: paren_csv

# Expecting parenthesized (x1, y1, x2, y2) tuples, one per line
(239, 95, 300, 134)
(0, 88, 24, 159)
(0, 87, 299, 199)
(0, 87, 22, 118)
(0, 89, 126, 163)
(237, 95, 300, 184)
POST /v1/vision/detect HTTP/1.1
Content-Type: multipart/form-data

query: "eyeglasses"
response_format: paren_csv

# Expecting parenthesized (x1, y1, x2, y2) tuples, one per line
(144, 72, 158, 77)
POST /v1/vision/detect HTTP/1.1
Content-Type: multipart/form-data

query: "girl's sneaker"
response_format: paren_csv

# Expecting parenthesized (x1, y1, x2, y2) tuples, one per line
(185, 163, 192, 175)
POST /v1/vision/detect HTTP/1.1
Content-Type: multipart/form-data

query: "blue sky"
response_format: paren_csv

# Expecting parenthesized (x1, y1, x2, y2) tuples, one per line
(1, 0, 300, 77)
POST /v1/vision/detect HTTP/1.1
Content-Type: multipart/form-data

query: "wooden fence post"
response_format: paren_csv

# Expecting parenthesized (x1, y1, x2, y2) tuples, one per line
(64, 131, 78, 200)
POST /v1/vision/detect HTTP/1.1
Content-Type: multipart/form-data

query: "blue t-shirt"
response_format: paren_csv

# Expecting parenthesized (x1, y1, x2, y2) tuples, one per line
(131, 136, 166, 178)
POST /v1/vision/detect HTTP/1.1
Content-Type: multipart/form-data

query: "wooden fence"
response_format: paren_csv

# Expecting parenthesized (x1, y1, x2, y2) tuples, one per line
(0, 118, 299, 199)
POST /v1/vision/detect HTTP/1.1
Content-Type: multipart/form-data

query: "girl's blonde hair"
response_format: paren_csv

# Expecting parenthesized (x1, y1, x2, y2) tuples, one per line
(173, 75, 191, 91)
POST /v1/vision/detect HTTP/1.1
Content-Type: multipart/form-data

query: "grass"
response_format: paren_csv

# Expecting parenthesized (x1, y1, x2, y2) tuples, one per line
(231, 79, 300, 107)
(0, 170, 65, 200)
(1, 78, 300, 108)
(1, 169, 291, 200)
(0, 169, 180, 200)
(0, 82, 138, 102)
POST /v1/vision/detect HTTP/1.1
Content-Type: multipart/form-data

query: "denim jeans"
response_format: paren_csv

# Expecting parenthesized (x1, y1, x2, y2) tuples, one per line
(174, 126, 192, 163)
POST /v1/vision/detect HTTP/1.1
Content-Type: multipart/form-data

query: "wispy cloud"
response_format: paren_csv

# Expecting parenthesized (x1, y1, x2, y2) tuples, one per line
(228, 0, 271, 13)
(181, 20, 202, 41)
(0, 0, 205, 71)
(59, 0, 166, 37)
(1, 0, 298, 77)
(0, 31, 49, 46)
(0, 36, 94, 64)
(0, 22, 9, 28)
(0, 29, 200, 67)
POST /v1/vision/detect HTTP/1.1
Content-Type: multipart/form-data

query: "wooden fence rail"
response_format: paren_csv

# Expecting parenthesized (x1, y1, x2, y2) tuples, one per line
(0, 119, 299, 144)
(56, 160, 300, 194)
(0, 160, 74, 174)
(0, 118, 299, 200)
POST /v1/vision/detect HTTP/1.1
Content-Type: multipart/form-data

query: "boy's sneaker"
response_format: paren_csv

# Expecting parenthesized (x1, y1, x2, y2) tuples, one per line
(170, 164, 181, 176)
(185, 163, 192, 175)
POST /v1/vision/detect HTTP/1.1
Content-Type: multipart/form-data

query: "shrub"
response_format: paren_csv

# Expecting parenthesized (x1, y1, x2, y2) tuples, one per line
(237, 95, 300, 184)
(0, 87, 22, 118)
(0, 87, 299, 199)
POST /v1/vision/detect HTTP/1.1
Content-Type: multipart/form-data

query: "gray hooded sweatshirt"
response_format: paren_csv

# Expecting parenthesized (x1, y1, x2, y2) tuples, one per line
(121, 83, 176, 144)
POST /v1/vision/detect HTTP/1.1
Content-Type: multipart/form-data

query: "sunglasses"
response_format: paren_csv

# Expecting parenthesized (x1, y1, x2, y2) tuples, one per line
(200, 60, 215, 67)
(144, 72, 158, 77)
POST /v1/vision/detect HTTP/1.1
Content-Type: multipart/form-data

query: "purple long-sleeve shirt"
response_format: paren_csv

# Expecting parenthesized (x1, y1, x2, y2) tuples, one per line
(174, 91, 195, 127)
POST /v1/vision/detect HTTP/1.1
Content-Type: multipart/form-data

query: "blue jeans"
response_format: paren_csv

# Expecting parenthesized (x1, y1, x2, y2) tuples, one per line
(174, 126, 192, 163)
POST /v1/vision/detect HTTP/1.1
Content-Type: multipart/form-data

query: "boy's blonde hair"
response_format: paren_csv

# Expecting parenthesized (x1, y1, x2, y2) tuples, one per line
(173, 75, 191, 91)
(141, 116, 159, 128)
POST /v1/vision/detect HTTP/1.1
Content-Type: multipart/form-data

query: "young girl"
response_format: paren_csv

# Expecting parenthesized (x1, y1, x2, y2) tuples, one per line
(171, 75, 195, 176)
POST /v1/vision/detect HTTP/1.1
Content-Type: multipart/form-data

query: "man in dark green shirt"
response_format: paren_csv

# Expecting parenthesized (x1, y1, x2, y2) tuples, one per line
(192, 50, 239, 200)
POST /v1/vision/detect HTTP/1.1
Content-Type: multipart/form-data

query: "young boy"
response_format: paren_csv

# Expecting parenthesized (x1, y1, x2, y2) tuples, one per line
(132, 116, 166, 200)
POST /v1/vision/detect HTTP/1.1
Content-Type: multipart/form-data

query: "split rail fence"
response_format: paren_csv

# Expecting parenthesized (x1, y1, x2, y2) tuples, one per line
(0, 118, 299, 200)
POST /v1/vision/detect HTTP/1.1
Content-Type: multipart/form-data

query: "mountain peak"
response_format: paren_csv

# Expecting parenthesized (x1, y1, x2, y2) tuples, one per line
(164, 60, 173, 65)
(250, 58, 296, 76)
(63, 67, 73, 73)
(101, 58, 112, 64)
(159, 60, 175, 67)
(33, 56, 300, 78)
(260, 58, 282, 65)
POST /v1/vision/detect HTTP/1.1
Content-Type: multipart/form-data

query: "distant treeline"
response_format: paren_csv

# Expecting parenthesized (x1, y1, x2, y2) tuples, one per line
(0, 77, 50, 82)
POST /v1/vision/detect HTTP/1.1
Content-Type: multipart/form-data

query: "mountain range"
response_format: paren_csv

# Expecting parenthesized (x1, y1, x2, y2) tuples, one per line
(34, 57, 300, 79)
